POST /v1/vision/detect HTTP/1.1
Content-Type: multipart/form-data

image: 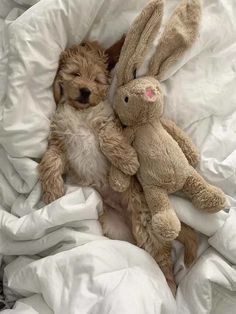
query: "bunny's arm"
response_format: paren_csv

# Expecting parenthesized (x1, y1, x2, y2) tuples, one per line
(161, 118, 200, 167)
(98, 120, 139, 175)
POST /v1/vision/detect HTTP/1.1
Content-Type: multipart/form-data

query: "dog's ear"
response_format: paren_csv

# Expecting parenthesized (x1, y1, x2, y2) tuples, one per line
(105, 35, 126, 71)
(53, 48, 69, 105)
(53, 70, 63, 105)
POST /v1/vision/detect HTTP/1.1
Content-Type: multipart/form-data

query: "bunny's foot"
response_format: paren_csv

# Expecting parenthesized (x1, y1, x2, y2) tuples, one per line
(152, 210, 181, 241)
(182, 170, 227, 213)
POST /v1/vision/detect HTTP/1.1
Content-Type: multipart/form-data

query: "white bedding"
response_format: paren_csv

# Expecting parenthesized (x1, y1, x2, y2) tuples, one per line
(0, 0, 236, 313)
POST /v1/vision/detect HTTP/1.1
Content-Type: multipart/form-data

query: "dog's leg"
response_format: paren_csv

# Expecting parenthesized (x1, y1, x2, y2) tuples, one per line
(177, 223, 198, 267)
(98, 121, 139, 175)
(38, 144, 66, 204)
(153, 243, 176, 296)
(131, 201, 176, 296)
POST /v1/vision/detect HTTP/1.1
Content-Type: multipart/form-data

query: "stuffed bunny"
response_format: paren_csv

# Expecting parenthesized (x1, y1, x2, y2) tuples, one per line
(109, 0, 226, 242)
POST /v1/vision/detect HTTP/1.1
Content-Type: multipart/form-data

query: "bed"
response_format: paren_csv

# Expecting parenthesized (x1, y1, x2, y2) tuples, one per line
(0, 0, 236, 313)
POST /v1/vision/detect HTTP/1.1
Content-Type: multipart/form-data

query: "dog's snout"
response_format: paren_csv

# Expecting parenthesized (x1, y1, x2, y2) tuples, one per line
(77, 87, 91, 104)
(80, 88, 91, 98)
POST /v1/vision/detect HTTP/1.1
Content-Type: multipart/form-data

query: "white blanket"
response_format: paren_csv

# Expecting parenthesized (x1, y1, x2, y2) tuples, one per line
(0, 0, 236, 313)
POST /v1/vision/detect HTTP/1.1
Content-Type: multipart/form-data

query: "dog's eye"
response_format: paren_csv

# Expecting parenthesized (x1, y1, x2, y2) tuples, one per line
(72, 73, 80, 77)
(124, 96, 129, 103)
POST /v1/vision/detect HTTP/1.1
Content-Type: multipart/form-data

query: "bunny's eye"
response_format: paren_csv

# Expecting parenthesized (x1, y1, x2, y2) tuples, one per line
(124, 96, 129, 103)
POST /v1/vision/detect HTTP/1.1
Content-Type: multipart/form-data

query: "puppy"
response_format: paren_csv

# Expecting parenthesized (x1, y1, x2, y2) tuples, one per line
(53, 42, 109, 108)
(39, 40, 198, 295)
(39, 39, 137, 241)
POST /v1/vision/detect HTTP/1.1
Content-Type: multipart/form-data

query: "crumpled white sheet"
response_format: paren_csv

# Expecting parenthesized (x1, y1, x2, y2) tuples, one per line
(0, 0, 236, 313)
(3, 241, 176, 314)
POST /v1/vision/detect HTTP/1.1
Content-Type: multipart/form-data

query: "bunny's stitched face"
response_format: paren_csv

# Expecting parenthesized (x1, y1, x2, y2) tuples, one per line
(114, 77, 164, 126)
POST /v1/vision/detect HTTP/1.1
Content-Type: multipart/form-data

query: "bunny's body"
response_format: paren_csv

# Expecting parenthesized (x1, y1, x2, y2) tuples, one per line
(115, 80, 226, 240)
(134, 121, 189, 191)
(109, 0, 226, 252)
(119, 77, 194, 193)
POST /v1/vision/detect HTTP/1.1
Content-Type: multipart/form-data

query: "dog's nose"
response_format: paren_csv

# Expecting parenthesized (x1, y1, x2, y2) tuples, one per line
(80, 88, 91, 98)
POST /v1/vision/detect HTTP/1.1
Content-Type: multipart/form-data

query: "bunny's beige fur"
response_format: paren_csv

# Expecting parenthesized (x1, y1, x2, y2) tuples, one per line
(109, 0, 226, 242)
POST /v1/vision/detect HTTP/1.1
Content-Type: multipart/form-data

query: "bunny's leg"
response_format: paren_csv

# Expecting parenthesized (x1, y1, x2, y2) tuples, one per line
(142, 186, 181, 241)
(182, 169, 226, 213)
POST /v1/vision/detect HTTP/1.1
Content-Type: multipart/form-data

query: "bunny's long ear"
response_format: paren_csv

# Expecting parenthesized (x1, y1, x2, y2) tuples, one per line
(148, 0, 202, 81)
(116, 0, 164, 87)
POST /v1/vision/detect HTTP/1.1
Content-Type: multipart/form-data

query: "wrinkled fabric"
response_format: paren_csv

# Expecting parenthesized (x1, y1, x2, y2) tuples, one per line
(0, 0, 235, 313)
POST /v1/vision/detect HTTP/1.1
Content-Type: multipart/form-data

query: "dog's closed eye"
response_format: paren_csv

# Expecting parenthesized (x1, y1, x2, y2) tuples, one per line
(72, 72, 80, 77)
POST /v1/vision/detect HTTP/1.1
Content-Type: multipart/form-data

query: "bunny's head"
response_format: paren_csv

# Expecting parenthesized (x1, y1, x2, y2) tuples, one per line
(114, 77, 164, 126)
(113, 0, 202, 127)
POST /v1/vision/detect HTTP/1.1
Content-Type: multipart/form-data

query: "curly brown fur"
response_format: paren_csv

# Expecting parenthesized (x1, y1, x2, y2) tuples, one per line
(177, 222, 198, 267)
(98, 120, 139, 175)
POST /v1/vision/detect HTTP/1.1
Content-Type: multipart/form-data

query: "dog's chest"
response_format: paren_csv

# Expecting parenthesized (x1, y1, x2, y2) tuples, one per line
(55, 102, 113, 186)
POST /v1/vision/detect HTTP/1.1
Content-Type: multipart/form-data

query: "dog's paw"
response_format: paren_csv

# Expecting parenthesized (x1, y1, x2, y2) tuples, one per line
(109, 174, 130, 192)
(93, 118, 107, 131)
(120, 156, 140, 175)
(109, 166, 131, 192)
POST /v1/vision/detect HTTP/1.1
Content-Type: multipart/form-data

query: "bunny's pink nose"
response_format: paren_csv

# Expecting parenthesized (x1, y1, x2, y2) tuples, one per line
(145, 87, 156, 98)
